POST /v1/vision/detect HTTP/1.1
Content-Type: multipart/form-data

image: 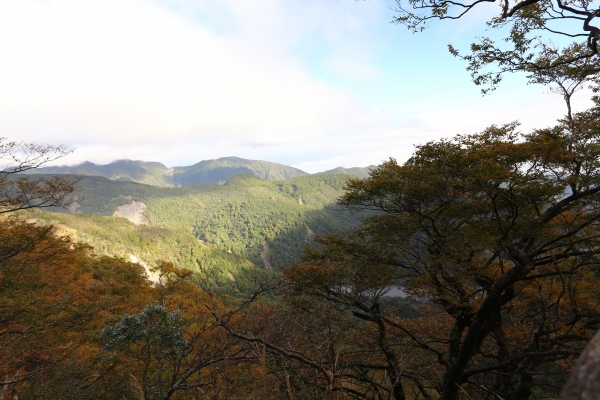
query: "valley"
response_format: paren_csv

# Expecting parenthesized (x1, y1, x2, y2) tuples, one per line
(23, 158, 373, 277)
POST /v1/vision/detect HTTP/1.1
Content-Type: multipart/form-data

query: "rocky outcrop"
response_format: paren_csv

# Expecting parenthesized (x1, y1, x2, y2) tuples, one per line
(114, 201, 147, 225)
(129, 255, 160, 284)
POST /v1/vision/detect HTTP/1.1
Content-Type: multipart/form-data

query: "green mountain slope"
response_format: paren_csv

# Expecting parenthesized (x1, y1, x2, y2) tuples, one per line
(23, 157, 375, 186)
(24, 160, 175, 187)
(23, 208, 263, 293)
(24, 157, 308, 187)
(171, 156, 308, 185)
(45, 173, 364, 269)
(319, 166, 376, 179)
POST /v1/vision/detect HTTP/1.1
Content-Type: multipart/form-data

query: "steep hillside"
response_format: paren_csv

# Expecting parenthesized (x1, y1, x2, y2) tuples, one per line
(44, 173, 365, 269)
(24, 208, 263, 294)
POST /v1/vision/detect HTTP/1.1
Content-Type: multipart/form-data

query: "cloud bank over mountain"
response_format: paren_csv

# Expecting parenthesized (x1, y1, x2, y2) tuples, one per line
(0, 0, 587, 172)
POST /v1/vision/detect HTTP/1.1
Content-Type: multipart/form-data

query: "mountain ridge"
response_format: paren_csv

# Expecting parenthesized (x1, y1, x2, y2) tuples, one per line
(22, 157, 375, 186)
(34, 173, 367, 269)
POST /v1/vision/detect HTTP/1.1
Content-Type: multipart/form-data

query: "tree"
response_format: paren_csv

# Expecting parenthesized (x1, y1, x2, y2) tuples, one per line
(393, 0, 600, 92)
(101, 262, 252, 400)
(0, 137, 79, 213)
(0, 217, 154, 399)
(525, 43, 600, 152)
(284, 99, 600, 399)
(207, 276, 389, 400)
(0, 138, 160, 399)
(219, 302, 391, 399)
(559, 328, 600, 399)
(391, 2, 600, 397)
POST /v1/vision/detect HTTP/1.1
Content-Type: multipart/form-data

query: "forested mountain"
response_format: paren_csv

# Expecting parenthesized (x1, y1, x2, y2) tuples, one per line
(23, 159, 176, 187)
(5, 0, 600, 394)
(170, 156, 308, 185)
(24, 157, 310, 187)
(23, 208, 264, 294)
(318, 165, 376, 178)
(40, 173, 365, 269)
(23, 156, 374, 186)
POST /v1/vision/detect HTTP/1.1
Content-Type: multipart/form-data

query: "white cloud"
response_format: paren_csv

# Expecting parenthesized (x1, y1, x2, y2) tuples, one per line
(0, 1, 382, 146)
(325, 49, 383, 80)
(0, 0, 589, 171)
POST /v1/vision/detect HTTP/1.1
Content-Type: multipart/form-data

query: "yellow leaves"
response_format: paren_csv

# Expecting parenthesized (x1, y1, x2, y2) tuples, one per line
(0, 217, 161, 395)
(279, 115, 600, 398)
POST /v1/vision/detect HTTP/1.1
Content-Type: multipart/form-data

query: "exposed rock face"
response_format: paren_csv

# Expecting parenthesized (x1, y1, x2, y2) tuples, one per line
(114, 201, 147, 225)
(129, 255, 160, 284)
(560, 328, 600, 399)
(67, 198, 80, 213)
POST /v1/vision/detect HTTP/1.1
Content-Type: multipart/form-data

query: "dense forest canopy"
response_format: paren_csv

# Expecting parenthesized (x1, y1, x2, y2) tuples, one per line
(286, 108, 600, 399)
(4, 0, 600, 398)
(6, 95, 600, 399)
(22, 157, 375, 187)
(32, 172, 365, 269)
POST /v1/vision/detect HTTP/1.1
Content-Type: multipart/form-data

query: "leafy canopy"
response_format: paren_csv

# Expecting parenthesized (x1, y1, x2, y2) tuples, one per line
(393, 0, 600, 92)
(285, 98, 600, 399)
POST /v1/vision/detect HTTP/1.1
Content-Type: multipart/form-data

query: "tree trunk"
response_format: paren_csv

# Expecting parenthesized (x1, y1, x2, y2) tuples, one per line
(560, 329, 600, 400)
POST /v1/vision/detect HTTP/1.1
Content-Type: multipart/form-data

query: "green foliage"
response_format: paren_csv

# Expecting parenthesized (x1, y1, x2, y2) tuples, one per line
(318, 165, 375, 178)
(101, 303, 188, 359)
(24, 157, 310, 187)
(40, 173, 366, 269)
(394, 0, 600, 93)
(171, 156, 308, 185)
(24, 208, 264, 290)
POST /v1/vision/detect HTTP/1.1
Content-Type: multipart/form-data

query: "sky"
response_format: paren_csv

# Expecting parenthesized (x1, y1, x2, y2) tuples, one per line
(0, 0, 593, 173)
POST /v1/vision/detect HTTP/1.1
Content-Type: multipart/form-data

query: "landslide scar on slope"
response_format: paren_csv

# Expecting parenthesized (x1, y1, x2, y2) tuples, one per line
(261, 240, 273, 271)
(113, 201, 148, 225)
(305, 223, 315, 241)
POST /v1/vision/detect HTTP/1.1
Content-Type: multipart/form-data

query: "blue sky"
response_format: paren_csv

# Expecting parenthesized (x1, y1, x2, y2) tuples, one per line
(0, 0, 592, 172)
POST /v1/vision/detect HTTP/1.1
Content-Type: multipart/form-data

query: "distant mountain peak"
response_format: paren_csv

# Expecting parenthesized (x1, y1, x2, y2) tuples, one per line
(318, 166, 376, 179)
(24, 157, 309, 187)
(22, 156, 374, 187)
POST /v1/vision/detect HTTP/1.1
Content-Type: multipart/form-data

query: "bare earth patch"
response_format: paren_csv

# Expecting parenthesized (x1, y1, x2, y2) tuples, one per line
(113, 201, 148, 225)
(261, 240, 273, 271)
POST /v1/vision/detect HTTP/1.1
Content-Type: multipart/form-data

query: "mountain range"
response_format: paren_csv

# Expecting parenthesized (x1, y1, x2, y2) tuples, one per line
(28, 172, 368, 270)
(24, 156, 375, 187)
(21, 157, 377, 274)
